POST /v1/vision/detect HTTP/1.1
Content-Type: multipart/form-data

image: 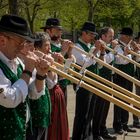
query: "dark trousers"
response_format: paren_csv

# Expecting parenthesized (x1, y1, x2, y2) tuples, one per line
(26, 126, 48, 140)
(91, 95, 105, 136)
(99, 77, 111, 134)
(72, 87, 92, 140)
(100, 98, 110, 134)
(133, 81, 140, 124)
(113, 74, 133, 130)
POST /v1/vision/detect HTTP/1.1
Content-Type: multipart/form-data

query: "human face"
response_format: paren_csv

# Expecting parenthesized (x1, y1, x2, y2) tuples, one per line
(38, 40, 51, 54)
(82, 31, 96, 43)
(119, 34, 132, 44)
(49, 28, 62, 41)
(102, 29, 114, 44)
(1, 33, 29, 59)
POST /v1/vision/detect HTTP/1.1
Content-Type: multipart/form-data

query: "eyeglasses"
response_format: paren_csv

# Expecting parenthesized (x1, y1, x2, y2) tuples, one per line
(3, 34, 31, 46)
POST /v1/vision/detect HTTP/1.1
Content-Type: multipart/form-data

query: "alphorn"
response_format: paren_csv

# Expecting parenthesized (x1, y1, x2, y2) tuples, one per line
(33, 51, 140, 116)
(55, 40, 140, 101)
(102, 44, 140, 69)
(71, 63, 140, 102)
(73, 45, 140, 87)
(129, 50, 140, 58)
(48, 62, 140, 117)
(54, 62, 140, 109)
(49, 50, 140, 102)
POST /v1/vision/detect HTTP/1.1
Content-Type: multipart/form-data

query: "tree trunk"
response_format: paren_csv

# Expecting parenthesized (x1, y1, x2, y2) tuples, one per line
(87, 0, 93, 22)
(8, 0, 18, 15)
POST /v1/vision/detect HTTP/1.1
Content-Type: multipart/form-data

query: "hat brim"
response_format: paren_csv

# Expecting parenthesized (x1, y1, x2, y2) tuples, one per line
(82, 29, 98, 36)
(119, 32, 133, 36)
(40, 25, 62, 30)
(0, 25, 34, 42)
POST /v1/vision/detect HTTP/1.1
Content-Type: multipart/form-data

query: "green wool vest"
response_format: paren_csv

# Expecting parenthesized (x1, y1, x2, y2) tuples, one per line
(29, 87, 51, 128)
(0, 60, 27, 140)
(51, 43, 61, 52)
(77, 40, 99, 75)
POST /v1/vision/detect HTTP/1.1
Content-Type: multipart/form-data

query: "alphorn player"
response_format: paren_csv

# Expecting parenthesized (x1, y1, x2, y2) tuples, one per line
(113, 27, 136, 134)
(32, 32, 69, 140)
(25, 33, 52, 140)
(0, 14, 51, 140)
(132, 32, 140, 128)
(72, 21, 106, 140)
(40, 18, 74, 105)
(96, 27, 117, 140)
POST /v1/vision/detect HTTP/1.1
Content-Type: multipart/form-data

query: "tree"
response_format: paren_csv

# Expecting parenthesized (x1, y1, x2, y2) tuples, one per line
(8, 0, 18, 15)
(86, 0, 100, 22)
(19, 0, 47, 32)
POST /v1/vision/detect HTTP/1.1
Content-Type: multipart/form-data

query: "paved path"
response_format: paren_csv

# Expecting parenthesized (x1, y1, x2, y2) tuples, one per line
(67, 85, 140, 140)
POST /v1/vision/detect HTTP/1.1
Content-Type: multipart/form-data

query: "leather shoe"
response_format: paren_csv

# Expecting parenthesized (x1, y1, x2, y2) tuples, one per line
(102, 133, 117, 140)
(133, 123, 140, 129)
(93, 135, 104, 140)
(126, 127, 136, 133)
(114, 129, 124, 135)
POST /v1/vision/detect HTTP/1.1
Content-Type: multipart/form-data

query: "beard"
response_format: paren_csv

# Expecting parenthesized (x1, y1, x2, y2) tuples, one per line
(51, 35, 60, 41)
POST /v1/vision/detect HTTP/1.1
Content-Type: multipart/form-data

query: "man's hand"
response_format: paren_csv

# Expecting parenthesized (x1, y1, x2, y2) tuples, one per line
(61, 39, 74, 55)
(111, 39, 119, 49)
(18, 51, 37, 72)
(36, 58, 51, 76)
(52, 52, 64, 64)
(130, 41, 140, 52)
(124, 46, 131, 55)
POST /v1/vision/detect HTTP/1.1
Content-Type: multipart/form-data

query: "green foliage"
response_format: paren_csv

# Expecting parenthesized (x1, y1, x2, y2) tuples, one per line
(1, 0, 140, 34)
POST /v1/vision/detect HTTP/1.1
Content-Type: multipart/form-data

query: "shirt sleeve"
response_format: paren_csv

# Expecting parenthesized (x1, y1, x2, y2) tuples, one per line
(28, 80, 45, 99)
(104, 52, 114, 64)
(46, 73, 58, 89)
(114, 45, 132, 65)
(28, 70, 45, 100)
(0, 69, 28, 108)
(72, 44, 96, 67)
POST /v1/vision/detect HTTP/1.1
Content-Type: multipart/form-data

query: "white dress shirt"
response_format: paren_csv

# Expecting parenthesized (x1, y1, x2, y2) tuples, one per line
(0, 51, 45, 108)
(114, 41, 132, 65)
(72, 39, 96, 67)
(46, 73, 58, 89)
(99, 40, 114, 64)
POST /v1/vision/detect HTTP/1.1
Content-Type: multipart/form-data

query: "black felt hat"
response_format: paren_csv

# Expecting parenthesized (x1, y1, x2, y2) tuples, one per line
(81, 21, 97, 35)
(40, 18, 62, 29)
(119, 27, 133, 36)
(0, 14, 33, 42)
